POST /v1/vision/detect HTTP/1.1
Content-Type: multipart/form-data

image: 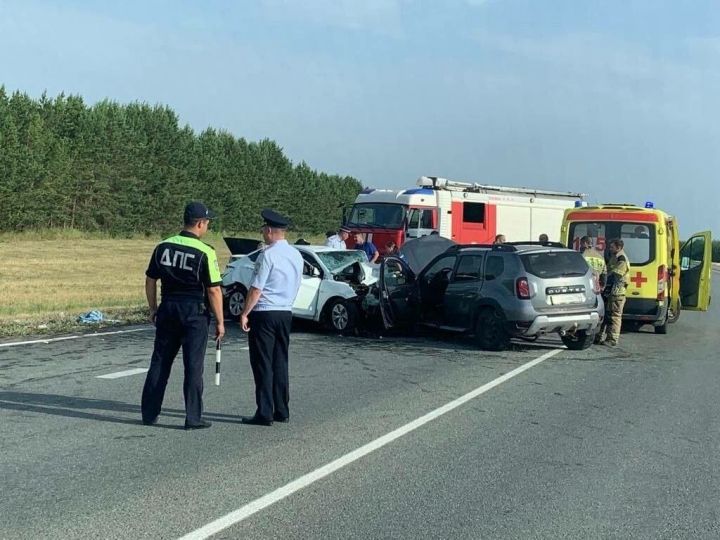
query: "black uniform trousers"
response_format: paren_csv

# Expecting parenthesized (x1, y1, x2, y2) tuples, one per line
(248, 310, 292, 421)
(141, 300, 209, 424)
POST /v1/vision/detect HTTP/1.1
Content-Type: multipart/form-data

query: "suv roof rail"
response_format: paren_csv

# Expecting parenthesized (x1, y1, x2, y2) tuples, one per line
(448, 243, 518, 252)
(505, 241, 567, 249)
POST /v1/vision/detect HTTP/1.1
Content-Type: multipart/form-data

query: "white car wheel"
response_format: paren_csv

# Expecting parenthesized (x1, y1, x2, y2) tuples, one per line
(325, 299, 358, 334)
(331, 303, 350, 330)
(228, 288, 246, 319)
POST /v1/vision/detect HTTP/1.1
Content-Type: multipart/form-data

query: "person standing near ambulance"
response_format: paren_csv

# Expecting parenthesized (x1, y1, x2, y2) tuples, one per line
(240, 209, 303, 426)
(579, 235, 607, 288)
(598, 238, 630, 347)
(141, 202, 225, 430)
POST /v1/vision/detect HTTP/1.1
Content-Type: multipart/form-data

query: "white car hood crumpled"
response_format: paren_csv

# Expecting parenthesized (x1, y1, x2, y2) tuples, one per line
(330, 260, 379, 286)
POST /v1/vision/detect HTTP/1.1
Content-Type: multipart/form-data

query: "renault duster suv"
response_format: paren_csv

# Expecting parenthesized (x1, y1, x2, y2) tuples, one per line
(379, 242, 604, 350)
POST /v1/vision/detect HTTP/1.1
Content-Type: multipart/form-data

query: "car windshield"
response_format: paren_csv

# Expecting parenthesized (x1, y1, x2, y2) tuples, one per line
(316, 250, 369, 273)
(521, 251, 589, 279)
(346, 203, 406, 229)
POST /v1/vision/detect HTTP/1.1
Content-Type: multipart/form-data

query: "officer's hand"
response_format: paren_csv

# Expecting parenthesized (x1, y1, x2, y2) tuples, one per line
(148, 310, 157, 326)
(241, 314, 250, 333)
(215, 322, 225, 342)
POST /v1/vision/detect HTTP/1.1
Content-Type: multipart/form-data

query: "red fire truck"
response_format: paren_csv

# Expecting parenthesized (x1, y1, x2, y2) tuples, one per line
(344, 176, 586, 251)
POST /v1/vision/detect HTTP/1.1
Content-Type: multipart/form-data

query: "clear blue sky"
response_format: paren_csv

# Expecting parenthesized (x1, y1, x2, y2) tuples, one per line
(1, 0, 718, 236)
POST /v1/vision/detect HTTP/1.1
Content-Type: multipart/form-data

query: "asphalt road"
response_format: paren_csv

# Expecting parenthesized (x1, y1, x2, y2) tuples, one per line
(1, 271, 719, 539)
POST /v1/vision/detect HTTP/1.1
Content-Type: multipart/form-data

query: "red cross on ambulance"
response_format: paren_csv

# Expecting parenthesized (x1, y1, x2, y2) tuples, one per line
(630, 271, 648, 288)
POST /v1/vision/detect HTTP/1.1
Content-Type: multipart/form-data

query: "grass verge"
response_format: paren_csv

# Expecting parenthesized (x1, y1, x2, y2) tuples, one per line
(0, 229, 324, 338)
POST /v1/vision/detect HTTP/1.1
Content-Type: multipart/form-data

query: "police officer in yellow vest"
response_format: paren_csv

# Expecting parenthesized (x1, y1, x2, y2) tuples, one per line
(598, 238, 630, 347)
(141, 202, 225, 429)
(579, 235, 607, 288)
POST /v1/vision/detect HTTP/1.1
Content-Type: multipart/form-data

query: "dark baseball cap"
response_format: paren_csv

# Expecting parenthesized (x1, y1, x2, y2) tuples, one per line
(184, 202, 215, 221)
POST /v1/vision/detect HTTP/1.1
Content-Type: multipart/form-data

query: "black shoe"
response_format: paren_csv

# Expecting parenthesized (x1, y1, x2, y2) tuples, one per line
(142, 417, 158, 426)
(241, 415, 273, 426)
(273, 413, 289, 423)
(184, 419, 212, 430)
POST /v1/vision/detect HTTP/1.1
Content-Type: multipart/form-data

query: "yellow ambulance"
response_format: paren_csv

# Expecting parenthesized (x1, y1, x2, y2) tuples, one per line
(561, 203, 712, 334)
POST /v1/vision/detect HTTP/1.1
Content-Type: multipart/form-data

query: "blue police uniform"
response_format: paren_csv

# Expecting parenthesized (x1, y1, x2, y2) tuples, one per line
(141, 202, 222, 428)
(245, 209, 303, 425)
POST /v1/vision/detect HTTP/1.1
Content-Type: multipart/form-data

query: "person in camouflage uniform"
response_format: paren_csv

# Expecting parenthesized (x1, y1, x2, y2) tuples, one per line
(598, 238, 630, 346)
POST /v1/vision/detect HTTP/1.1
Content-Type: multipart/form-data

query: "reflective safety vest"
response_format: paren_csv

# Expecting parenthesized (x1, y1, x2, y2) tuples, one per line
(582, 247, 607, 283)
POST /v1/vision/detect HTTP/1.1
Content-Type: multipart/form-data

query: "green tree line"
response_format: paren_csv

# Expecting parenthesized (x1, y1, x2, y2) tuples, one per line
(0, 87, 362, 235)
(713, 240, 719, 263)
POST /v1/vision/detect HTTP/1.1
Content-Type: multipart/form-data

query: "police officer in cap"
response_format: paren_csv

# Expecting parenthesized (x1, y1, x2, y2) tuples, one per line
(239, 209, 303, 425)
(141, 202, 225, 429)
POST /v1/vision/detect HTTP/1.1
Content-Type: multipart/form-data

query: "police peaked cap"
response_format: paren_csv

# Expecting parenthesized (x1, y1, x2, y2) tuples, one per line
(261, 208, 290, 229)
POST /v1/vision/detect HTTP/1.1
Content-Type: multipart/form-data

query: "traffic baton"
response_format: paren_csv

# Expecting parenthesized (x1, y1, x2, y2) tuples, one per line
(214, 339, 222, 386)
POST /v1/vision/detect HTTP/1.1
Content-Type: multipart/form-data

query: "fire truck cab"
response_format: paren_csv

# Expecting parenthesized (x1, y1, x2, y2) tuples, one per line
(561, 204, 712, 334)
(345, 176, 585, 254)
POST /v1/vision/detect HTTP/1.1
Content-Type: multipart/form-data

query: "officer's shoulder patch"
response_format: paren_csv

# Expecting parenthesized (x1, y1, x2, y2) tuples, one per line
(617, 254, 627, 262)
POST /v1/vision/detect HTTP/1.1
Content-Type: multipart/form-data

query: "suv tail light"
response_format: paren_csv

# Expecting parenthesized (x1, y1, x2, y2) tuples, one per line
(592, 273, 601, 294)
(516, 277, 531, 299)
(657, 265, 667, 301)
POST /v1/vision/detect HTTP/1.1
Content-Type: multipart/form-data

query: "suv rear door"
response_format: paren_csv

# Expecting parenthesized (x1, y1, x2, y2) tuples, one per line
(679, 231, 712, 311)
(520, 250, 596, 311)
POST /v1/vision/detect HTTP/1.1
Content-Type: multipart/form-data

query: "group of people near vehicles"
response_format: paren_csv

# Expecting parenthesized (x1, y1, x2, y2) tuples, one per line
(328, 224, 631, 348)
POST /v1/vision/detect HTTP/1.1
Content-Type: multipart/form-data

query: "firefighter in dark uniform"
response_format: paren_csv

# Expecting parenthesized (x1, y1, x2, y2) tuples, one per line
(239, 209, 303, 426)
(141, 202, 225, 429)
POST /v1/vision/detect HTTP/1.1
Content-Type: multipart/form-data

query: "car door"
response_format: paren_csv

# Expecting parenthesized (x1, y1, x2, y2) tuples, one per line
(442, 253, 485, 330)
(293, 252, 322, 318)
(379, 256, 417, 328)
(416, 253, 459, 325)
(679, 231, 712, 311)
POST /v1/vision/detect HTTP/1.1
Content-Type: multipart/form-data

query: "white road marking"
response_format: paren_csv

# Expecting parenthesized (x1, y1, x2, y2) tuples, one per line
(96, 368, 149, 379)
(178, 348, 562, 540)
(0, 328, 153, 349)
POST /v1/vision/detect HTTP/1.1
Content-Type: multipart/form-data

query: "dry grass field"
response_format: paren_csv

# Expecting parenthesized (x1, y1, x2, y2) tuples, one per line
(0, 230, 323, 336)
(0, 232, 232, 335)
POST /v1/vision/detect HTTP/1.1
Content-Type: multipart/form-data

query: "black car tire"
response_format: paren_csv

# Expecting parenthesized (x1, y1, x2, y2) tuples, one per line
(225, 285, 247, 321)
(324, 298, 358, 335)
(561, 329, 595, 350)
(474, 308, 510, 351)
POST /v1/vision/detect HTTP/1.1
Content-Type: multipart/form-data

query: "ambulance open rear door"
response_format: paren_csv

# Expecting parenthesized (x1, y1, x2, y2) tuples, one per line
(679, 231, 712, 311)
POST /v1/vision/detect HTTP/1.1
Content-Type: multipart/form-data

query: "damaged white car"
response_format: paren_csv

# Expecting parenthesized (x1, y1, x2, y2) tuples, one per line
(221, 244, 378, 333)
